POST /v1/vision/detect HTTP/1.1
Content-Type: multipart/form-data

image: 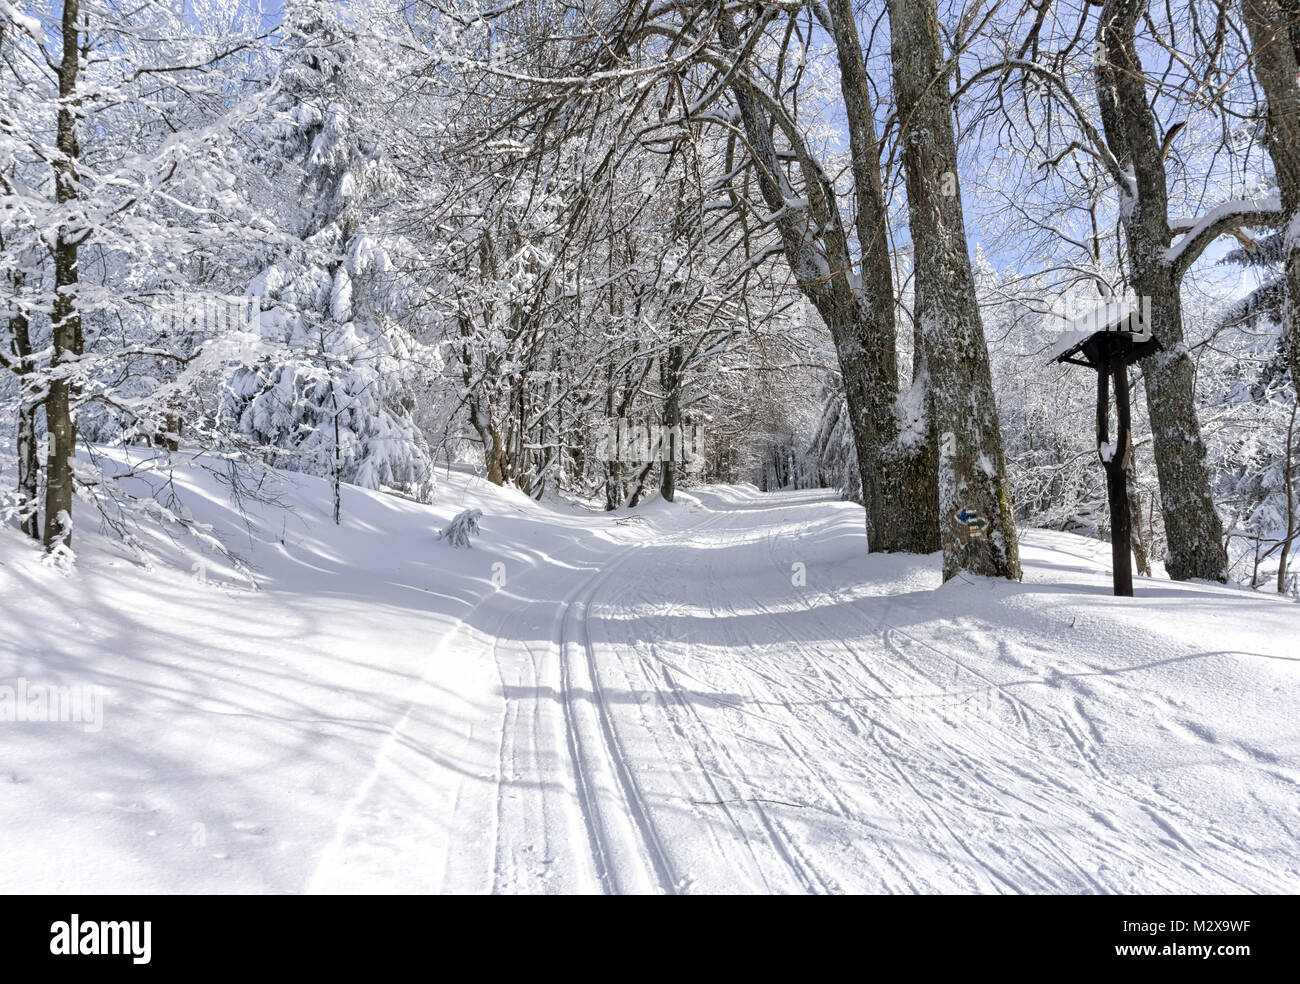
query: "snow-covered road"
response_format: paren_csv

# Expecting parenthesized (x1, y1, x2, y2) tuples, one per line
(305, 485, 1300, 894)
(3, 471, 1298, 894)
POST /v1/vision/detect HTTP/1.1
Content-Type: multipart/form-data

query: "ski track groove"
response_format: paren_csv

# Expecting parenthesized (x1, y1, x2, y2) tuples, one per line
(731, 509, 1237, 893)
(312, 486, 1295, 895)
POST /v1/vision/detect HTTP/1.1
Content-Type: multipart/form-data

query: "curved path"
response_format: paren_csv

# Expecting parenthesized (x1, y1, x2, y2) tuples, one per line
(309, 486, 1300, 894)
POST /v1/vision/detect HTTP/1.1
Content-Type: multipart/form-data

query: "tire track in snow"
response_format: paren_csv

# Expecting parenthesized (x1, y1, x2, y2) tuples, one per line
(555, 545, 679, 894)
(593, 495, 862, 892)
(712, 514, 996, 892)
(596, 513, 811, 893)
(600, 503, 907, 892)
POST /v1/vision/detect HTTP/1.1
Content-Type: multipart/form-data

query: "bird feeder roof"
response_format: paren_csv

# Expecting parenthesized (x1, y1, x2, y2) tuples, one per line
(1052, 299, 1162, 368)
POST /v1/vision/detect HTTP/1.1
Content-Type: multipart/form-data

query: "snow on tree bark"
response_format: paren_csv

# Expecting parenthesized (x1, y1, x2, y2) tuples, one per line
(1094, 0, 1227, 582)
(887, 0, 1021, 581)
(824, 0, 939, 554)
(719, 10, 938, 555)
(3, 267, 40, 540)
(659, 343, 682, 503)
(43, 0, 82, 552)
(1242, 0, 1300, 406)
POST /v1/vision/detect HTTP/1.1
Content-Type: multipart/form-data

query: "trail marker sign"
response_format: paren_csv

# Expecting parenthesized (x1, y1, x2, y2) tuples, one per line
(953, 508, 987, 545)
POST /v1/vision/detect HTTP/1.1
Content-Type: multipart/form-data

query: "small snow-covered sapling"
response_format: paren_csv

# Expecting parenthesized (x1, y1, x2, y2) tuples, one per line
(438, 508, 483, 548)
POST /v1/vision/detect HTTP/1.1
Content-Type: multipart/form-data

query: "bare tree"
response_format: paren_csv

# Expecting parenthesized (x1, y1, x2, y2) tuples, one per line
(707, 5, 939, 553)
(1092, 0, 1281, 581)
(887, 0, 1022, 580)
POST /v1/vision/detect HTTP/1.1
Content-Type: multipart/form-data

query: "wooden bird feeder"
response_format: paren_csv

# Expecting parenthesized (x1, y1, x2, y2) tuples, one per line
(1053, 299, 1161, 597)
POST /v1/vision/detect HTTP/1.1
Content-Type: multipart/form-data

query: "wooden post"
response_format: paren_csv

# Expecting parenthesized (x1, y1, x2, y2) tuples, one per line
(1110, 345, 1134, 595)
(1095, 347, 1109, 460)
(1057, 321, 1159, 596)
(1097, 340, 1134, 597)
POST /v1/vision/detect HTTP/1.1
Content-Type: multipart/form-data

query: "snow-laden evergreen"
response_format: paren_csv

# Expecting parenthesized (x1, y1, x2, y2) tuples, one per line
(222, 1, 436, 512)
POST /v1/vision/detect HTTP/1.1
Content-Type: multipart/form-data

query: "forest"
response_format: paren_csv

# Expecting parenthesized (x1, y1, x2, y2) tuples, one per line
(1, 0, 1299, 903)
(2, 0, 1297, 593)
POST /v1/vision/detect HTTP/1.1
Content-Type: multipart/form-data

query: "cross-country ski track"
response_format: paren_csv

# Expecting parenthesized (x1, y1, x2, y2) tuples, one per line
(2, 469, 1296, 894)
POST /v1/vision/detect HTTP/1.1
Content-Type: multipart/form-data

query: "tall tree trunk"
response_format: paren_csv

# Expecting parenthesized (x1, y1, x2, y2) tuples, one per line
(43, 0, 82, 552)
(534, 365, 555, 500)
(1128, 473, 1153, 577)
(1094, 0, 1227, 582)
(1277, 398, 1297, 593)
(330, 381, 341, 525)
(659, 344, 682, 502)
(887, 0, 1021, 581)
(16, 397, 39, 538)
(603, 364, 622, 510)
(719, 11, 937, 554)
(485, 421, 507, 486)
(1242, 1, 1300, 592)
(825, 0, 939, 554)
(6, 270, 40, 540)
(465, 390, 507, 487)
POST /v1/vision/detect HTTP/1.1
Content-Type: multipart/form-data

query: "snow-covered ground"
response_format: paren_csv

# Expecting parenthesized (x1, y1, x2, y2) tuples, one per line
(1, 461, 1297, 894)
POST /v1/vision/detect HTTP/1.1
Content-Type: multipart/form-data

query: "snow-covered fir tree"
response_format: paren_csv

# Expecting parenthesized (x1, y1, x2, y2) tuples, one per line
(223, 0, 435, 520)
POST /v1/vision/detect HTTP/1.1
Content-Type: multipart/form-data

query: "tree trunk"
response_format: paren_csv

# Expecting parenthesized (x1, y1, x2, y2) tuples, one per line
(330, 379, 341, 525)
(887, 0, 1021, 581)
(1278, 397, 1298, 593)
(1128, 473, 1153, 577)
(1094, 0, 1227, 581)
(16, 392, 40, 539)
(467, 399, 507, 486)
(659, 344, 681, 502)
(1137, 266, 1225, 581)
(825, 0, 939, 554)
(43, 0, 82, 552)
(1242, 0, 1300, 588)
(625, 462, 655, 508)
(603, 368, 621, 510)
(719, 10, 937, 554)
(486, 423, 507, 486)
(6, 271, 40, 540)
